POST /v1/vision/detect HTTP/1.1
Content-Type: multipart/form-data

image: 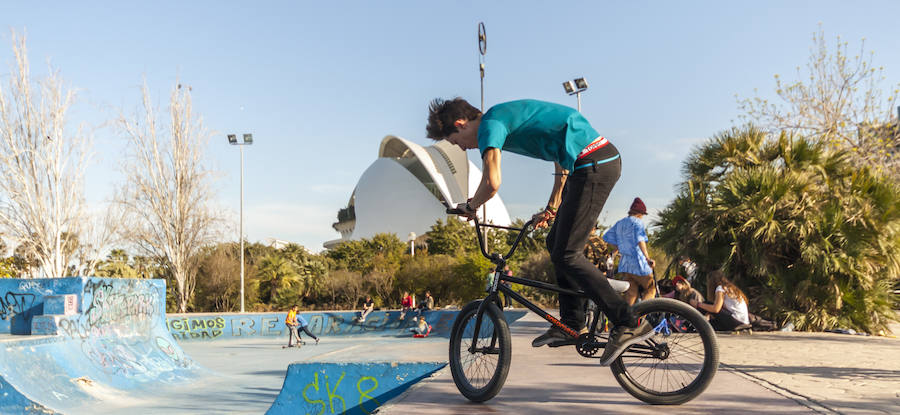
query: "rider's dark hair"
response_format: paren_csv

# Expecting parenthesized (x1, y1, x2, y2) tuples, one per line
(426, 97, 482, 139)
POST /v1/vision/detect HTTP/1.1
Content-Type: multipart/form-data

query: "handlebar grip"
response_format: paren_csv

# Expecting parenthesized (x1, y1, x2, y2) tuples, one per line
(446, 207, 466, 215)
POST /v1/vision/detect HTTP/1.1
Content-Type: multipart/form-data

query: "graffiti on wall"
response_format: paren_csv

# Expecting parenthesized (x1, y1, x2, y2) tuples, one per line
(168, 317, 226, 340)
(54, 278, 193, 377)
(0, 292, 36, 321)
(59, 279, 160, 339)
(301, 371, 381, 415)
(268, 362, 447, 415)
(31, 317, 56, 334)
(166, 311, 464, 341)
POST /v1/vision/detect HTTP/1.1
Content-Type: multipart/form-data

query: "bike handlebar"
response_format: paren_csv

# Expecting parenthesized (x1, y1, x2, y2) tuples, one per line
(446, 206, 536, 264)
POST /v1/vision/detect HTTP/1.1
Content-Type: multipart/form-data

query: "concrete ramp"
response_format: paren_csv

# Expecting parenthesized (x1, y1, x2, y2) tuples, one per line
(0, 278, 197, 414)
(0, 372, 54, 414)
(1, 277, 525, 414)
(266, 362, 446, 415)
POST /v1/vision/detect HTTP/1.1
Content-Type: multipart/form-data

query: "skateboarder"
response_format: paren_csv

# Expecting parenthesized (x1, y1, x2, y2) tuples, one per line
(285, 305, 319, 347)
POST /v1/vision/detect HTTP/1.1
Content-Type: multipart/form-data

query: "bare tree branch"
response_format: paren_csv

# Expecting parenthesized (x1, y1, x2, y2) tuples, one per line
(0, 31, 93, 278)
(116, 81, 222, 312)
(738, 27, 900, 176)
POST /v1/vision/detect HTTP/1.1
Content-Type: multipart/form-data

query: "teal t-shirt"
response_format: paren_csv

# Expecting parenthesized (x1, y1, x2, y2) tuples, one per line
(477, 99, 600, 171)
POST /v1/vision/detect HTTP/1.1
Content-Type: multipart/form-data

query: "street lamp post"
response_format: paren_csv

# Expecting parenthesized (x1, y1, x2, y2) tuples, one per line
(562, 77, 589, 112)
(227, 133, 253, 313)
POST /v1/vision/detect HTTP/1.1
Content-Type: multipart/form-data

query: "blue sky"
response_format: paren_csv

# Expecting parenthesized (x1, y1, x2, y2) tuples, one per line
(2, 1, 899, 252)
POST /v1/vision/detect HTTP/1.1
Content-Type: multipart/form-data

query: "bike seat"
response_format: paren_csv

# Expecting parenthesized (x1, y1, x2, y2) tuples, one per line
(607, 278, 630, 293)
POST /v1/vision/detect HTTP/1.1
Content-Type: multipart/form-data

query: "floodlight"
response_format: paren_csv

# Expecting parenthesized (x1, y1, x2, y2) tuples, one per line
(574, 77, 588, 90)
(562, 81, 576, 94)
(225, 131, 256, 312)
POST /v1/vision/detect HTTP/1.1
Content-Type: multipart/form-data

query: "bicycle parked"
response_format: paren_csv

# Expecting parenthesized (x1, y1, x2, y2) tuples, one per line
(446, 208, 719, 405)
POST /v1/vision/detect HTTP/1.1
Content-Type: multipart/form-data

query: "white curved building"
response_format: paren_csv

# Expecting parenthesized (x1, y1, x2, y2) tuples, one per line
(325, 135, 511, 249)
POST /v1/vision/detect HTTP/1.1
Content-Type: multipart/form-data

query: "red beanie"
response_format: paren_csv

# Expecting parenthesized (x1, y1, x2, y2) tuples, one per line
(629, 197, 647, 215)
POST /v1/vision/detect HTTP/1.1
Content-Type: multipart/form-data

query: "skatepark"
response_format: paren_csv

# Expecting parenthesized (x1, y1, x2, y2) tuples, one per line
(1, 277, 897, 414)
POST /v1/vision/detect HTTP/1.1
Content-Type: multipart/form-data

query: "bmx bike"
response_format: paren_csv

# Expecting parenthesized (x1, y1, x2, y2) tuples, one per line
(446, 208, 719, 405)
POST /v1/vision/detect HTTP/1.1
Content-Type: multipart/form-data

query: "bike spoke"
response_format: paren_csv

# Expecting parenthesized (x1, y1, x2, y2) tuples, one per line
(458, 315, 500, 390)
(618, 310, 709, 395)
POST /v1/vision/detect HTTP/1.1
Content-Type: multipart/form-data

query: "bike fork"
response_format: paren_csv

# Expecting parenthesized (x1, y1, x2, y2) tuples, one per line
(469, 292, 501, 353)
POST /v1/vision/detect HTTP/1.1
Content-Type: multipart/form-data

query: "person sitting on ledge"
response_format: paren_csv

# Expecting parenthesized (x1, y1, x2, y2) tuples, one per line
(400, 291, 415, 319)
(358, 295, 375, 323)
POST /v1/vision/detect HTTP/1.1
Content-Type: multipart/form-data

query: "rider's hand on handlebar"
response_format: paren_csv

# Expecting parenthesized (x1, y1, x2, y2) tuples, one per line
(532, 206, 556, 229)
(454, 202, 477, 221)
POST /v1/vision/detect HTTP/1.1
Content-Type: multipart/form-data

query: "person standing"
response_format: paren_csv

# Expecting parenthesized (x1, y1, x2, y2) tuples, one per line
(603, 198, 656, 305)
(284, 305, 302, 347)
(500, 265, 513, 308)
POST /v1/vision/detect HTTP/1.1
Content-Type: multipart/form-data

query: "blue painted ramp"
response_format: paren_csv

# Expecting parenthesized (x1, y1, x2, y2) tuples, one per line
(266, 362, 446, 415)
(0, 278, 197, 414)
(0, 374, 55, 414)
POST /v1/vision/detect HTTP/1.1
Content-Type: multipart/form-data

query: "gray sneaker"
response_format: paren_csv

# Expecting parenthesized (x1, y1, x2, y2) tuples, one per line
(531, 326, 575, 347)
(598, 320, 654, 365)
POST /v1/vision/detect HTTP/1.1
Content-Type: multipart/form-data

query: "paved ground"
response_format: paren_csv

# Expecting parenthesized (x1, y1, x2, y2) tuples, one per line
(714, 321, 900, 415)
(163, 334, 450, 414)
(380, 312, 900, 415)
(86, 310, 898, 414)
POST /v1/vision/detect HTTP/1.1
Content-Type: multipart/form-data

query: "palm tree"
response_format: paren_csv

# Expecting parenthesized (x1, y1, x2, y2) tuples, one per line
(255, 254, 302, 308)
(655, 126, 900, 333)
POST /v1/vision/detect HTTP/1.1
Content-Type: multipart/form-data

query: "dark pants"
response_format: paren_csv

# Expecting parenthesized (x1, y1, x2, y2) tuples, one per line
(546, 156, 634, 329)
(289, 325, 318, 343)
(710, 311, 745, 331)
(501, 282, 512, 307)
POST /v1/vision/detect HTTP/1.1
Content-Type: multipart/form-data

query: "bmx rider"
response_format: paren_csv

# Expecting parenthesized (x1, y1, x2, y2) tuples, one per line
(426, 97, 652, 365)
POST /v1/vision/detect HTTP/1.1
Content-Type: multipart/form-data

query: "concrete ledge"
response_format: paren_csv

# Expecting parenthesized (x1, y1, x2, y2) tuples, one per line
(167, 310, 528, 341)
(43, 294, 79, 315)
(31, 315, 65, 335)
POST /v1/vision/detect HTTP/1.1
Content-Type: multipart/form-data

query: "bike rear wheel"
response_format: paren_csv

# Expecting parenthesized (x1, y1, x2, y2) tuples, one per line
(449, 300, 511, 402)
(611, 298, 718, 405)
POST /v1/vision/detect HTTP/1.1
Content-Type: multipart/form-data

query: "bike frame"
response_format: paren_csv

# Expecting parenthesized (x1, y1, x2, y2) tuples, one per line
(461, 214, 604, 351)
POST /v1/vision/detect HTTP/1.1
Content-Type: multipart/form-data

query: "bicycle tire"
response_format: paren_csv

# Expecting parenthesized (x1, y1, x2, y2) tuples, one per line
(610, 298, 718, 405)
(449, 300, 511, 402)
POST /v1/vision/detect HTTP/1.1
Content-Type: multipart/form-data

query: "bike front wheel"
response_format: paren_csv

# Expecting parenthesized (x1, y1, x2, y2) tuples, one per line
(449, 299, 511, 402)
(611, 298, 719, 405)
